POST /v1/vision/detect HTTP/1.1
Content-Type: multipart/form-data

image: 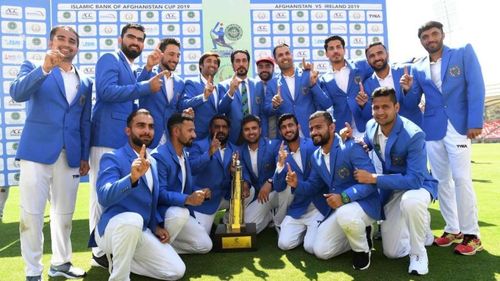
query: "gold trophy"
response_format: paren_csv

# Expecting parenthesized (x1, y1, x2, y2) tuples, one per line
(213, 153, 257, 251)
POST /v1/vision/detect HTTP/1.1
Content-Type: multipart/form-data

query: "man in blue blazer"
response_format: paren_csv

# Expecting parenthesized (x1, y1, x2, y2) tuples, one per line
(264, 44, 331, 138)
(363, 42, 423, 128)
(255, 56, 277, 139)
(353, 87, 438, 275)
(218, 50, 268, 143)
(92, 109, 185, 280)
(9, 26, 91, 280)
(310, 36, 373, 137)
(239, 115, 281, 233)
(139, 38, 186, 148)
(401, 21, 485, 255)
(151, 113, 213, 254)
(180, 52, 221, 140)
(89, 24, 165, 264)
(273, 114, 328, 253)
(188, 115, 238, 233)
(286, 111, 380, 270)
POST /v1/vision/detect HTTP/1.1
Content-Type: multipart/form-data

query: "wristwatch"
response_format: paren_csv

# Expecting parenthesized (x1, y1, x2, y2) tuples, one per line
(341, 192, 351, 204)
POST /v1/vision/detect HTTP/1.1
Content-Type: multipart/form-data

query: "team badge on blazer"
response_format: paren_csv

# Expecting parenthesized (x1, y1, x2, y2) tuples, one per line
(255, 96, 262, 104)
(337, 166, 350, 179)
(391, 155, 405, 166)
(449, 65, 461, 77)
(354, 75, 362, 84)
(301, 86, 309, 95)
(79, 94, 86, 106)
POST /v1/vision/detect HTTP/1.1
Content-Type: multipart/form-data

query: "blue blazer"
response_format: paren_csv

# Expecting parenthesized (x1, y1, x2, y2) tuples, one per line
(363, 64, 423, 128)
(188, 137, 237, 214)
(138, 66, 185, 148)
(311, 60, 373, 133)
(295, 136, 381, 220)
(91, 144, 161, 245)
(91, 51, 153, 149)
(151, 142, 193, 219)
(410, 44, 485, 140)
(218, 77, 267, 143)
(239, 138, 280, 201)
(9, 61, 92, 168)
(179, 75, 220, 140)
(273, 138, 329, 219)
(264, 69, 331, 138)
(363, 116, 438, 210)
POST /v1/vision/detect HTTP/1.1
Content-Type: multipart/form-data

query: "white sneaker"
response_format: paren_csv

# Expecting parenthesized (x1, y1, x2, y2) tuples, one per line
(408, 253, 429, 275)
(425, 230, 434, 246)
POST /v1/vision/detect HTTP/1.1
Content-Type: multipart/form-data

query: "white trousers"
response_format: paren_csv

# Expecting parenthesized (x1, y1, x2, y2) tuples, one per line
(89, 146, 113, 256)
(194, 199, 230, 234)
(427, 121, 479, 236)
(95, 212, 185, 281)
(274, 186, 295, 227)
(19, 151, 80, 276)
(164, 207, 213, 254)
(381, 189, 431, 258)
(313, 202, 374, 260)
(278, 203, 324, 254)
(0, 187, 10, 218)
(245, 188, 277, 234)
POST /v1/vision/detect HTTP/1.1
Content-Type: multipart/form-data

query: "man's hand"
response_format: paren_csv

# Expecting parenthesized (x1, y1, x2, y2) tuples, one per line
(257, 181, 272, 203)
(242, 182, 251, 199)
(42, 50, 64, 73)
(155, 226, 170, 244)
(209, 133, 221, 156)
(285, 163, 297, 188)
(200, 187, 212, 200)
(339, 122, 353, 142)
(272, 85, 283, 109)
(399, 66, 413, 93)
(230, 152, 239, 175)
(467, 128, 482, 139)
(203, 75, 215, 99)
(354, 168, 377, 184)
(149, 70, 167, 93)
(303, 58, 319, 86)
(228, 74, 241, 97)
(79, 160, 90, 176)
(324, 193, 343, 209)
(182, 107, 195, 118)
(185, 190, 205, 206)
(277, 141, 288, 169)
(130, 144, 150, 184)
(145, 45, 162, 71)
(355, 82, 369, 107)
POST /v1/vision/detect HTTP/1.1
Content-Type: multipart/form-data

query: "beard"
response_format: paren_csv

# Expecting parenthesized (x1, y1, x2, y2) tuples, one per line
(284, 130, 299, 143)
(161, 60, 177, 72)
(215, 132, 229, 145)
(236, 66, 248, 77)
(180, 138, 194, 147)
(312, 132, 330, 147)
(258, 71, 272, 82)
(370, 59, 388, 72)
(121, 44, 141, 60)
(131, 134, 152, 148)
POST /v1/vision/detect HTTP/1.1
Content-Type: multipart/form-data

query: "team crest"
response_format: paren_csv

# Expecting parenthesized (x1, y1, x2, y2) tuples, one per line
(449, 65, 461, 77)
(337, 166, 350, 179)
(391, 155, 405, 166)
(301, 86, 309, 95)
(79, 94, 86, 106)
(256, 96, 262, 104)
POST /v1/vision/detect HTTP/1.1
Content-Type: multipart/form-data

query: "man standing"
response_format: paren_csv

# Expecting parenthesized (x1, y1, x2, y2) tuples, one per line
(255, 56, 276, 139)
(10, 26, 91, 280)
(139, 38, 185, 147)
(219, 50, 267, 143)
(353, 87, 437, 275)
(89, 24, 165, 266)
(311, 36, 373, 137)
(92, 109, 185, 280)
(402, 21, 485, 255)
(180, 52, 221, 140)
(264, 44, 331, 138)
(151, 113, 213, 254)
(286, 111, 380, 270)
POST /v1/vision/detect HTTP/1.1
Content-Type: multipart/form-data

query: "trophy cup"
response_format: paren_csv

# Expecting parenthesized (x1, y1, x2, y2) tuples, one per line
(213, 154, 257, 251)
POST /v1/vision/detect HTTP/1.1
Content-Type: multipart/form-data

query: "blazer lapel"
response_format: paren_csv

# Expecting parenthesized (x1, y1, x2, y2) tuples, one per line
(118, 51, 136, 81)
(384, 117, 403, 167)
(52, 67, 67, 101)
(440, 46, 451, 83)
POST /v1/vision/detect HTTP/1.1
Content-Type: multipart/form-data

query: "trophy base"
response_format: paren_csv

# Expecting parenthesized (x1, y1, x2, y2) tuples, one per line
(212, 223, 257, 252)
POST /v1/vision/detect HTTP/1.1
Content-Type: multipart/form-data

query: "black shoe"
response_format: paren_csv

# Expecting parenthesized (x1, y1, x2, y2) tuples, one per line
(366, 225, 373, 250)
(48, 262, 86, 278)
(91, 254, 109, 269)
(352, 251, 371, 270)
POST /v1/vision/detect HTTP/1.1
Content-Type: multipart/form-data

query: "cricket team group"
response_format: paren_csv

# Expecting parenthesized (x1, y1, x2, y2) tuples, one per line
(10, 19, 485, 280)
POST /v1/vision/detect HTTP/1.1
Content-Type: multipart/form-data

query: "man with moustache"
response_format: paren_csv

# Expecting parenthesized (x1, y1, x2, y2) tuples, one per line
(89, 23, 166, 266)
(272, 114, 327, 252)
(10, 26, 92, 280)
(362, 42, 423, 127)
(401, 21, 485, 255)
(310, 36, 372, 138)
(151, 113, 213, 254)
(180, 52, 221, 140)
(265, 44, 331, 138)
(255, 56, 276, 138)
(219, 50, 268, 143)
(188, 115, 239, 233)
(139, 38, 186, 147)
(286, 111, 380, 270)
(91, 109, 185, 280)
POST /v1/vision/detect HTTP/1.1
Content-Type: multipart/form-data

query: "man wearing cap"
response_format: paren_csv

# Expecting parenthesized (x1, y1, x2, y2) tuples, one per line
(255, 56, 277, 139)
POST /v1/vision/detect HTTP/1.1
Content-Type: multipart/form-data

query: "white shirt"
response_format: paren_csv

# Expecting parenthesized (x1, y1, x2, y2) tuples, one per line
(119, 49, 138, 74)
(375, 66, 395, 89)
(332, 64, 350, 93)
(60, 66, 80, 104)
(376, 126, 389, 162)
(219, 147, 226, 161)
(178, 154, 186, 193)
(133, 150, 153, 191)
(248, 146, 259, 177)
(201, 74, 218, 110)
(430, 58, 443, 92)
(283, 74, 296, 101)
(291, 147, 303, 172)
(164, 75, 174, 103)
(321, 148, 331, 174)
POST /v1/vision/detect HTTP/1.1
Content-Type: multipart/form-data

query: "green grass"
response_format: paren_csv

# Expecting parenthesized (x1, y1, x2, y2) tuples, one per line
(1, 143, 500, 280)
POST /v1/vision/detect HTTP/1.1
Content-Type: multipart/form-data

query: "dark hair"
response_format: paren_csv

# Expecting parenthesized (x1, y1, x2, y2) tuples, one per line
(199, 52, 221, 72)
(365, 41, 386, 55)
(324, 35, 345, 51)
(167, 113, 194, 136)
(209, 114, 231, 129)
(50, 26, 80, 47)
(159, 38, 180, 52)
(241, 114, 261, 128)
(126, 109, 152, 128)
(230, 49, 251, 64)
(417, 21, 444, 38)
(371, 86, 397, 104)
(309, 111, 334, 125)
(278, 113, 298, 128)
(121, 23, 146, 39)
(272, 43, 290, 58)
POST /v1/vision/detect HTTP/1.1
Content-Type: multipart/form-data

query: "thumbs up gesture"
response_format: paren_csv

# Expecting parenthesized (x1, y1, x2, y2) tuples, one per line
(285, 163, 298, 188)
(131, 144, 151, 184)
(272, 84, 283, 109)
(355, 81, 368, 107)
(399, 65, 413, 92)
